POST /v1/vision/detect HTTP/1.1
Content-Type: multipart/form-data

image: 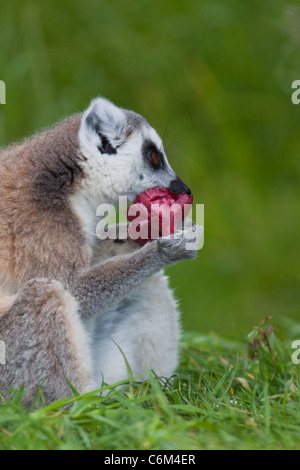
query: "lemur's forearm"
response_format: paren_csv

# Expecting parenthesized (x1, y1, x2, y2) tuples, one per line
(69, 241, 164, 320)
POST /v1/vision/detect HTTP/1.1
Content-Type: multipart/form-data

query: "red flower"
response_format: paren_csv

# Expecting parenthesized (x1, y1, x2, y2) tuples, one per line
(127, 186, 193, 245)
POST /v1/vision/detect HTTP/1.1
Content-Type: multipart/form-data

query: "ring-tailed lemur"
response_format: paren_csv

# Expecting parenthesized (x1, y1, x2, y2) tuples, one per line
(0, 97, 202, 404)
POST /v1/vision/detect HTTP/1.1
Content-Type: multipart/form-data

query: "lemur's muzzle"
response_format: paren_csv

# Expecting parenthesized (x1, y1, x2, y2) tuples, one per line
(168, 176, 191, 196)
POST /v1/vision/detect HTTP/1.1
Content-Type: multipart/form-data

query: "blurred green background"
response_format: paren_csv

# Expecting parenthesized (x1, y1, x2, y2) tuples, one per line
(0, 0, 299, 336)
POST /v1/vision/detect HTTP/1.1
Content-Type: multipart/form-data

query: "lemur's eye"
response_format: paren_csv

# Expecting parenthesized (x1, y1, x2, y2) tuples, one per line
(142, 140, 165, 170)
(151, 151, 159, 168)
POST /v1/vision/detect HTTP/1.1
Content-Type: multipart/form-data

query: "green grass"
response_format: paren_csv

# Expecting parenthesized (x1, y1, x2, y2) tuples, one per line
(1, 317, 300, 450)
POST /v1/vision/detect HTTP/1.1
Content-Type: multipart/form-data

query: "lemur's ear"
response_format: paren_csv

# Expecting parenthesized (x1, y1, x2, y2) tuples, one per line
(80, 98, 127, 155)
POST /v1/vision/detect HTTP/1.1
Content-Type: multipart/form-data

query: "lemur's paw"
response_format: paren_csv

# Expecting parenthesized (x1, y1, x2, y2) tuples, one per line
(157, 223, 203, 264)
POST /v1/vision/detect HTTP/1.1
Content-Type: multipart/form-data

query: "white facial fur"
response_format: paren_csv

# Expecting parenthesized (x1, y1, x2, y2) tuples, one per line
(71, 97, 181, 246)
(77, 97, 177, 207)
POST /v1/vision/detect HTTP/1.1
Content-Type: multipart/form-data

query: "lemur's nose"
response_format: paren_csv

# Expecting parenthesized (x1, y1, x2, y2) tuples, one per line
(169, 177, 191, 196)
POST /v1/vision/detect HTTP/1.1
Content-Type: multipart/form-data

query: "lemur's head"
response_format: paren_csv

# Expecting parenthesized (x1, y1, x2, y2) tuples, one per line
(78, 97, 191, 204)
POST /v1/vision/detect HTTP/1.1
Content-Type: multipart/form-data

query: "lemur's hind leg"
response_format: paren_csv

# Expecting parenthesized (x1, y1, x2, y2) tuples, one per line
(0, 279, 94, 405)
(87, 226, 180, 387)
